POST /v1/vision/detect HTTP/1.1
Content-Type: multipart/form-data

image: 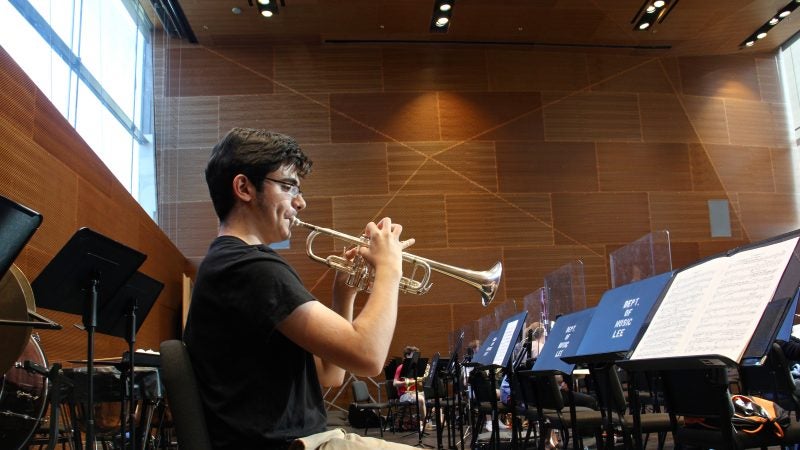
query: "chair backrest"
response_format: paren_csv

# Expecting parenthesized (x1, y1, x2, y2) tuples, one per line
(352, 380, 373, 403)
(160, 340, 213, 450)
(740, 342, 800, 415)
(385, 379, 399, 401)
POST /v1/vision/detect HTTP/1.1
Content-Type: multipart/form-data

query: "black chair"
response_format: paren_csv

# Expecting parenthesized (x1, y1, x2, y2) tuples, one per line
(591, 364, 673, 450)
(740, 342, 800, 419)
(159, 340, 212, 450)
(516, 370, 606, 450)
(349, 379, 390, 437)
(660, 366, 800, 449)
(385, 379, 415, 432)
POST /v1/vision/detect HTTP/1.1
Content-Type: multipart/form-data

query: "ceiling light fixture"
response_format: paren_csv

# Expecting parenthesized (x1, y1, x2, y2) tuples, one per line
(631, 0, 678, 32)
(740, 0, 799, 48)
(248, 0, 281, 18)
(430, 0, 454, 33)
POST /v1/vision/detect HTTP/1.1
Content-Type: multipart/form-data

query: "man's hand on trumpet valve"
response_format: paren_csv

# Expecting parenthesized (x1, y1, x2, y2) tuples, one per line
(357, 217, 414, 278)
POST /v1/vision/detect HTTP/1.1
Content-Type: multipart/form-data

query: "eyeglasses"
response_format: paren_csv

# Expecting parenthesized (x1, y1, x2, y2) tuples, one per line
(264, 177, 303, 198)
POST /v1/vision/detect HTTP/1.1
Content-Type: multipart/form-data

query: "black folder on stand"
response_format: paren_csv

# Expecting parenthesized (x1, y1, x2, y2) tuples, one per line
(563, 272, 672, 365)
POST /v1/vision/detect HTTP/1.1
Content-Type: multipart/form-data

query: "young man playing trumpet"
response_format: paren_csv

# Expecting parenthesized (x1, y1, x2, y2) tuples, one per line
(184, 128, 416, 450)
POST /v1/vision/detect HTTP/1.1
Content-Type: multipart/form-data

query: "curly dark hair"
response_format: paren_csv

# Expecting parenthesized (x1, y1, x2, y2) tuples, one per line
(205, 128, 312, 221)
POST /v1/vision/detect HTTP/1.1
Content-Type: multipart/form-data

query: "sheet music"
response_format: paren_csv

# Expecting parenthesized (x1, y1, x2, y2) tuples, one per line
(631, 237, 798, 362)
(493, 319, 519, 366)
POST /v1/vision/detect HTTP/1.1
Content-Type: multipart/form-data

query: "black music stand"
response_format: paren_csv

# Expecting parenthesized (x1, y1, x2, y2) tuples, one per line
(32, 228, 146, 450)
(101, 271, 163, 450)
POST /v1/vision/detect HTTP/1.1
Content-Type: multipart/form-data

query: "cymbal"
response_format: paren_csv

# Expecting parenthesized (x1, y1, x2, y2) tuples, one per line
(0, 265, 35, 375)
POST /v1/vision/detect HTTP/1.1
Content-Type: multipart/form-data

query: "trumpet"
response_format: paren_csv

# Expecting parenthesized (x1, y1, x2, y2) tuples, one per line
(291, 218, 502, 306)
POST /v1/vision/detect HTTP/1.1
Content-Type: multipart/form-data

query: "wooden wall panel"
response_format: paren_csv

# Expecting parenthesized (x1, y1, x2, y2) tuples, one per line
(679, 55, 760, 101)
(679, 95, 730, 144)
(388, 141, 498, 194)
(302, 143, 388, 196)
(487, 51, 589, 92)
(496, 141, 597, 193)
(649, 192, 743, 242)
(438, 92, 544, 141)
(551, 193, 651, 245)
(725, 99, 790, 148)
(771, 147, 800, 194)
(587, 57, 673, 94)
(689, 143, 726, 191)
(703, 144, 776, 192)
(382, 48, 488, 92)
(446, 194, 553, 247)
(738, 193, 800, 241)
(155, 41, 800, 359)
(273, 45, 383, 93)
(597, 143, 692, 192)
(167, 47, 274, 97)
(542, 92, 641, 142)
(639, 93, 700, 143)
(174, 96, 220, 149)
(333, 195, 447, 249)
(330, 92, 440, 143)
(219, 94, 331, 144)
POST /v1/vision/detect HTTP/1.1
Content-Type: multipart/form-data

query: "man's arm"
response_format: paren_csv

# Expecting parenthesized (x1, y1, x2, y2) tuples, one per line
(278, 218, 410, 380)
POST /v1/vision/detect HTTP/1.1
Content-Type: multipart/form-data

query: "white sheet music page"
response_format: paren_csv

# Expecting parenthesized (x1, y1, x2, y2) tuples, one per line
(631, 237, 798, 362)
(493, 319, 519, 366)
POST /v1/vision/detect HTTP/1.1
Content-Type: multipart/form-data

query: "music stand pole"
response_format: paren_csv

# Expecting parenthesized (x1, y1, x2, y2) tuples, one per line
(84, 277, 99, 450)
(126, 297, 138, 450)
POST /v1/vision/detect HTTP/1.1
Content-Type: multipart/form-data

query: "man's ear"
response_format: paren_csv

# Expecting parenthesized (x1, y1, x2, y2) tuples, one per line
(232, 174, 255, 202)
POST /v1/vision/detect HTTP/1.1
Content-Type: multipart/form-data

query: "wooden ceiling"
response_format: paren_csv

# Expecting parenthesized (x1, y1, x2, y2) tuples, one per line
(169, 0, 800, 56)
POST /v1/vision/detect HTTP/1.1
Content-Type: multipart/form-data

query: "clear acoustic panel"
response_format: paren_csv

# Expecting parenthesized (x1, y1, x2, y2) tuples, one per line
(609, 230, 672, 288)
(543, 260, 586, 321)
(523, 287, 548, 330)
(492, 298, 517, 329)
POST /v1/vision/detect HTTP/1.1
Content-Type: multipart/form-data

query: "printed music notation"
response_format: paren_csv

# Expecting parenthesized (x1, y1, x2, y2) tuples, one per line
(630, 236, 799, 363)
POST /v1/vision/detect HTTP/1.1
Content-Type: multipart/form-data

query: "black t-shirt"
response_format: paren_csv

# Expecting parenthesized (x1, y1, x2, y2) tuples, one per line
(183, 236, 327, 450)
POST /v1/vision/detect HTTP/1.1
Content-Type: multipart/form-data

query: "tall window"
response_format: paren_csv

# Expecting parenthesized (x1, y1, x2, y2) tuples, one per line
(0, 0, 157, 219)
(781, 34, 800, 146)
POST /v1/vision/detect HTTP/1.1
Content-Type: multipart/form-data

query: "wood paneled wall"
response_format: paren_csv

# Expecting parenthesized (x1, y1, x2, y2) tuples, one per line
(156, 40, 799, 361)
(0, 47, 190, 365)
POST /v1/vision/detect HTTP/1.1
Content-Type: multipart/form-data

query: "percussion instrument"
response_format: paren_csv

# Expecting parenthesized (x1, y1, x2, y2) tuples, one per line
(292, 218, 502, 306)
(0, 334, 48, 450)
(0, 265, 36, 375)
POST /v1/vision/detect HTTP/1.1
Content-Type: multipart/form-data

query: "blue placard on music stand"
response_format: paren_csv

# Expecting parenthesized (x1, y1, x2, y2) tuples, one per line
(473, 311, 528, 368)
(572, 272, 673, 361)
(778, 288, 799, 342)
(532, 307, 595, 375)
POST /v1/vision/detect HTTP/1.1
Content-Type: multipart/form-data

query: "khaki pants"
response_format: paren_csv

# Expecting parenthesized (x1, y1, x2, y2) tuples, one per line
(290, 428, 417, 450)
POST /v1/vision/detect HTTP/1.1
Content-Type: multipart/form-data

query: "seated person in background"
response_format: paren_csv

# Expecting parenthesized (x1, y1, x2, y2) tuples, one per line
(393, 346, 427, 430)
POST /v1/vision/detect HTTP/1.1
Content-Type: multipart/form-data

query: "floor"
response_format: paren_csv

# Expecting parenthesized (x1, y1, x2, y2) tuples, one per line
(326, 409, 678, 449)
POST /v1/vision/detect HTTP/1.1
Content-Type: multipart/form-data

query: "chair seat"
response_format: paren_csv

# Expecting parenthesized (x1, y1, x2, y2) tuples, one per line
(677, 421, 800, 449)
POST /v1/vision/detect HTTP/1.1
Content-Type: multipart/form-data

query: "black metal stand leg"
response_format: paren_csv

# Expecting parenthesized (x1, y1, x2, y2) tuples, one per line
(84, 279, 99, 450)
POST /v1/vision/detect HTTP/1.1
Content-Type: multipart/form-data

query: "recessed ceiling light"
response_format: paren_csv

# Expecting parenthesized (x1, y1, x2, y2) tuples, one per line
(436, 17, 449, 27)
(261, 9, 273, 17)
(646, 5, 656, 13)
(757, 31, 768, 39)
(745, 40, 755, 47)
(439, 3, 452, 11)
(779, 10, 792, 18)
(769, 17, 780, 25)
(653, 0, 666, 7)
(258, 0, 270, 4)
(639, 22, 651, 30)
